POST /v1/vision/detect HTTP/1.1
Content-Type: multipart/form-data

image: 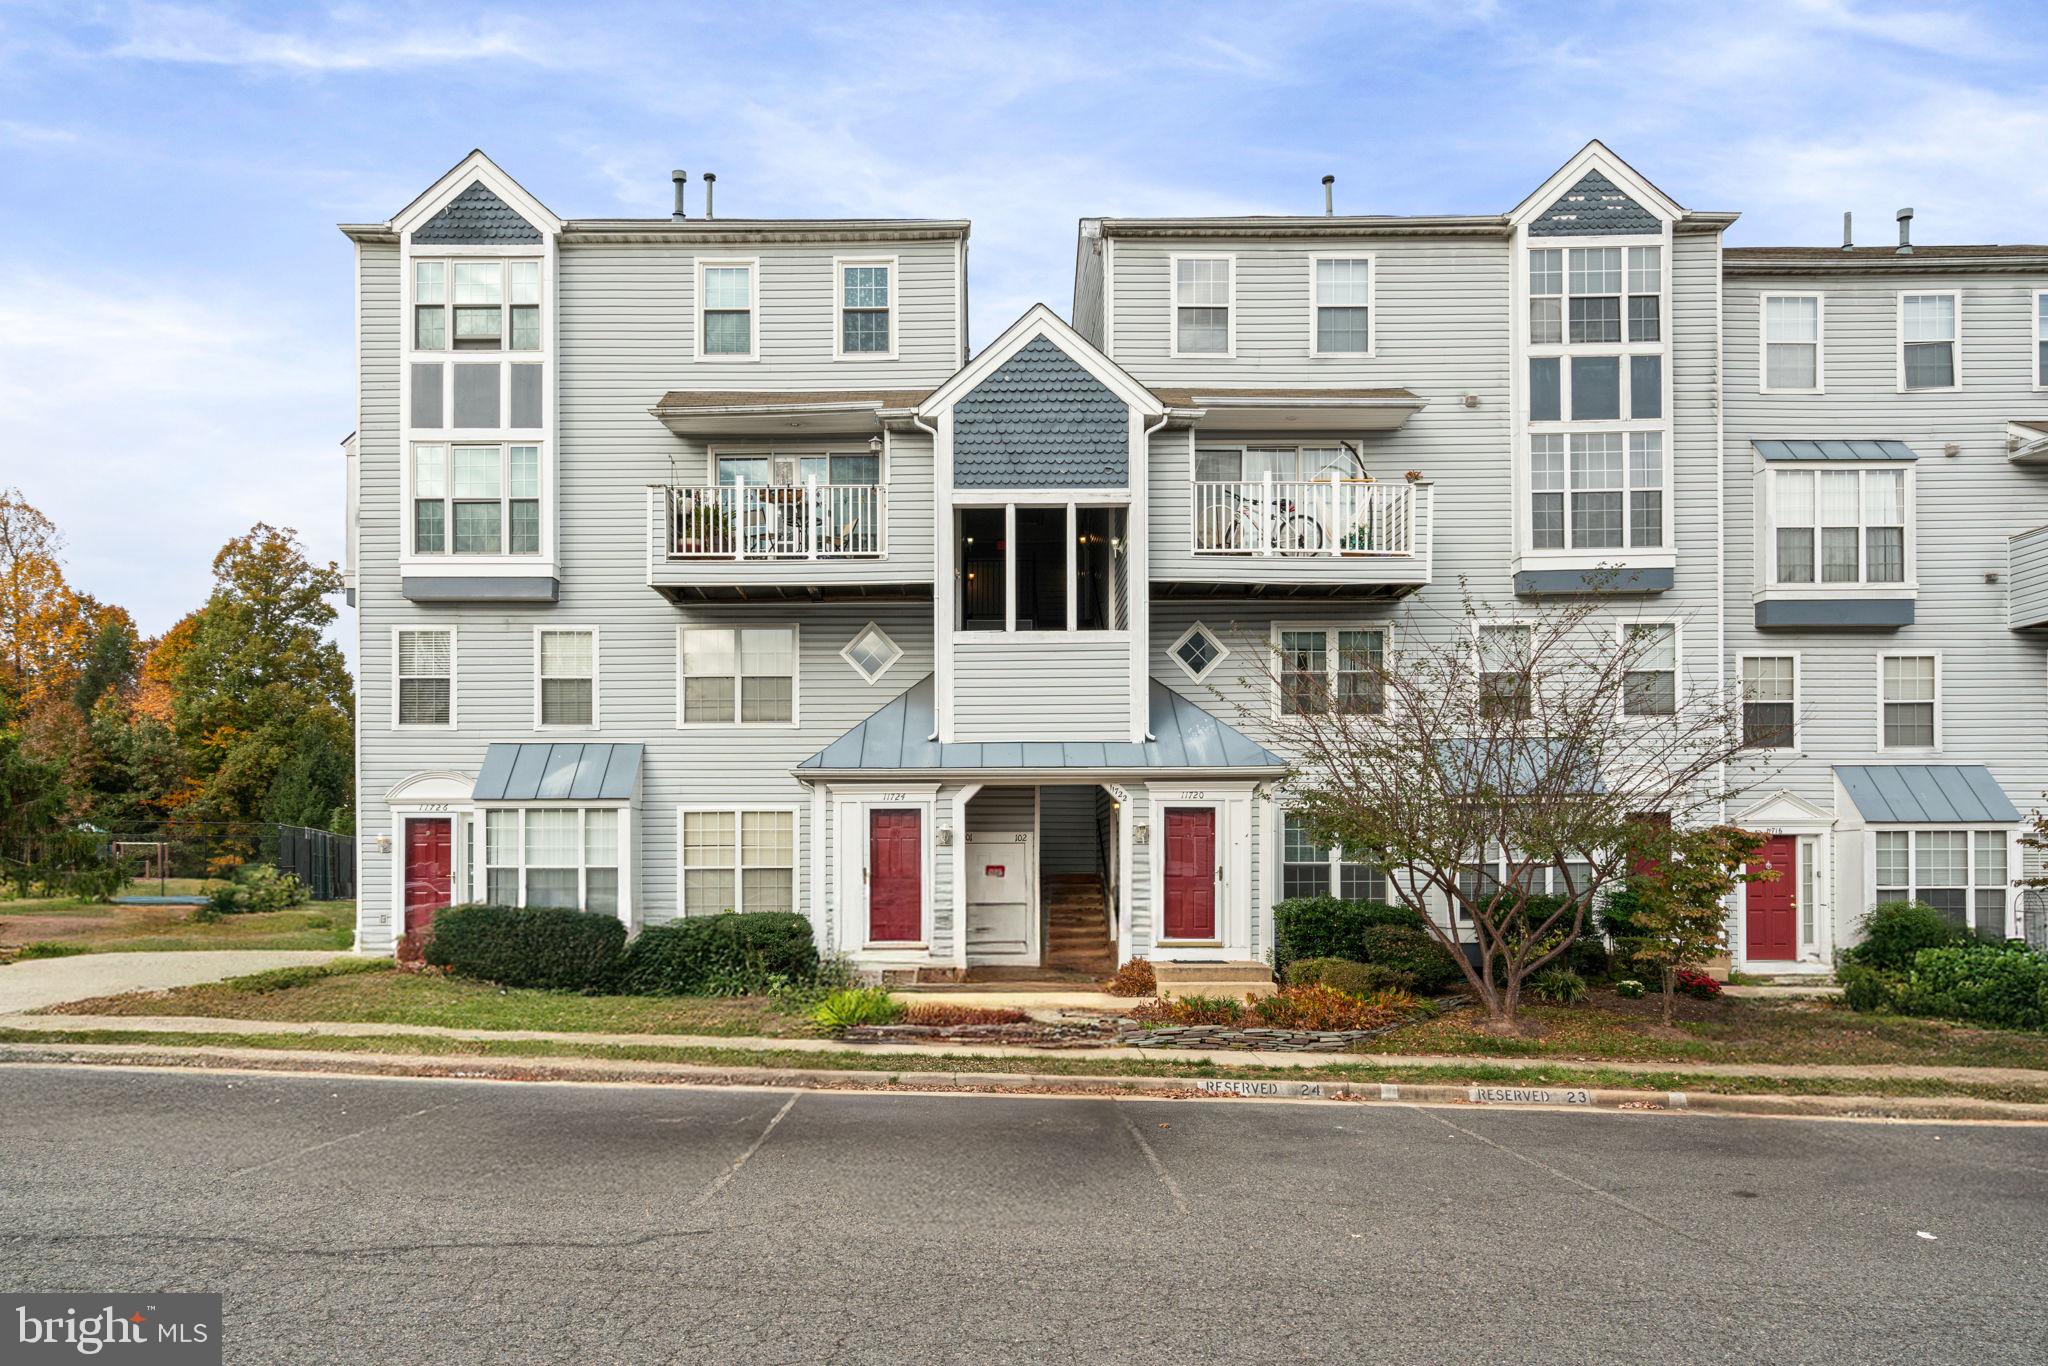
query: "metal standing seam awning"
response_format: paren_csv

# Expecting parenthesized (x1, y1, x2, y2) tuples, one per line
(794, 675, 1289, 778)
(472, 743, 643, 802)
(1752, 439, 1918, 462)
(1833, 764, 2021, 824)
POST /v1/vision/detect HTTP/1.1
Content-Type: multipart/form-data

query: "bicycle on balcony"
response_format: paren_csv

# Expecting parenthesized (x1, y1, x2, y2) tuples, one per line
(1194, 483, 1328, 554)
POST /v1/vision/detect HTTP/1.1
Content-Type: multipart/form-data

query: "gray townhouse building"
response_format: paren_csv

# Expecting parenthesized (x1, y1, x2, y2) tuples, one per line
(340, 143, 2048, 980)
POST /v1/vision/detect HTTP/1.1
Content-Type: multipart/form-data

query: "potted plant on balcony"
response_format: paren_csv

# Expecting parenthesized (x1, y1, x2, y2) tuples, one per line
(676, 499, 733, 555)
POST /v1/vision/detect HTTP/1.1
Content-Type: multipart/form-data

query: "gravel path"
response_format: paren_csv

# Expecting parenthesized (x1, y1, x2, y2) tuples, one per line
(0, 951, 348, 1014)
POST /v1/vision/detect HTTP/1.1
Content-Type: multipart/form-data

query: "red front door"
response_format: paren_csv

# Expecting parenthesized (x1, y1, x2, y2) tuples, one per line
(1745, 835, 1798, 961)
(401, 818, 453, 963)
(1162, 807, 1217, 942)
(868, 809, 922, 943)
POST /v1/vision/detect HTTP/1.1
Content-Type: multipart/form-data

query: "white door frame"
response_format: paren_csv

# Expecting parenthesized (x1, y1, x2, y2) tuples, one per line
(1147, 783, 1255, 960)
(383, 770, 475, 957)
(832, 785, 940, 965)
(1733, 791, 1835, 974)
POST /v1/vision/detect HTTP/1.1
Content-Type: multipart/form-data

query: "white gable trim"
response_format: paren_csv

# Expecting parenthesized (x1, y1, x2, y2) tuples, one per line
(390, 149, 563, 238)
(384, 770, 476, 805)
(1508, 139, 1682, 228)
(918, 303, 1163, 419)
(1737, 789, 1834, 826)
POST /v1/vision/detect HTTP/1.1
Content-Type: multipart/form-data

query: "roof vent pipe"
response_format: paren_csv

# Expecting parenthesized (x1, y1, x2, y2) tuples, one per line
(671, 169, 687, 220)
(1841, 211, 1852, 251)
(703, 172, 716, 220)
(1896, 206, 1914, 255)
(1322, 174, 1335, 216)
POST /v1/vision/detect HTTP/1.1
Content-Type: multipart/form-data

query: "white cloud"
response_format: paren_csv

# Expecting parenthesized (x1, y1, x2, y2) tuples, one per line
(106, 2, 574, 72)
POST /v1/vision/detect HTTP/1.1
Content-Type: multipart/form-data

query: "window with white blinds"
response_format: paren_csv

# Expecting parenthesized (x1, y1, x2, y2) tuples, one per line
(537, 630, 596, 728)
(395, 629, 453, 727)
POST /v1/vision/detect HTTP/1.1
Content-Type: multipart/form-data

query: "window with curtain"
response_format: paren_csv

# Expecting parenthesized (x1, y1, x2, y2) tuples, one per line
(1770, 467, 1906, 585)
(682, 809, 795, 914)
(538, 630, 595, 727)
(681, 627, 797, 724)
(483, 807, 620, 913)
(1313, 258, 1371, 353)
(1880, 655, 1936, 748)
(396, 629, 453, 727)
(1901, 293, 1957, 389)
(1763, 295, 1822, 390)
(1174, 257, 1231, 353)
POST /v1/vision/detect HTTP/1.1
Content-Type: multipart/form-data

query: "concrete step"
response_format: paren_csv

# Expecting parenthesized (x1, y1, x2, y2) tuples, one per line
(1152, 960, 1273, 985)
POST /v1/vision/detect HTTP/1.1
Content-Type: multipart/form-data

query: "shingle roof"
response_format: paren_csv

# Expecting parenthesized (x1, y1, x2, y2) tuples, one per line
(795, 675, 1288, 775)
(1728, 245, 2048, 259)
(1753, 439, 1919, 462)
(1147, 386, 1421, 407)
(473, 743, 642, 801)
(414, 181, 543, 245)
(1834, 764, 2020, 824)
(953, 336, 1129, 488)
(652, 389, 933, 411)
(1529, 170, 1660, 238)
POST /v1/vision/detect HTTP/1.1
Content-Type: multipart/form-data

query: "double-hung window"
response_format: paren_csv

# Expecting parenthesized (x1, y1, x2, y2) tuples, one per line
(1880, 654, 1937, 749)
(680, 626, 797, 725)
(1311, 257, 1371, 355)
(681, 809, 796, 915)
(411, 444, 541, 556)
(1281, 812, 1387, 902)
(1529, 246, 1659, 346)
(1621, 623, 1677, 717)
(536, 629, 596, 728)
(1173, 256, 1232, 355)
(1762, 295, 1823, 392)
(699, 261, 756, 358)
(1276, 626, 1386, 717)
(395, 629, 454, 727)
(1899, 292, 1958, 390)
(1530, 433, 1663, 550)
(1740, 656, 1797, 749)
(1477, 624, 1534, 720)
(414, 259, 540, 353)
(484, 808, 620, 914)
(1768, 467, 1906, 585)
(836, 260, 892, 356)
(1874, 829, 2009, 937)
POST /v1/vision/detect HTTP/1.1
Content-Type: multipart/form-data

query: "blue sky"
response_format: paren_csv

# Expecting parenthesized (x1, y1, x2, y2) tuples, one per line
(4, 0, 2046, 661)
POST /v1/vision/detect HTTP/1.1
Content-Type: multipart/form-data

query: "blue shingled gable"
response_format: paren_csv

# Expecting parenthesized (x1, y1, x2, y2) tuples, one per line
(414, 180, 543, 245)
(1529, 170, 1660, 237)
(953, 335, 1129, 488)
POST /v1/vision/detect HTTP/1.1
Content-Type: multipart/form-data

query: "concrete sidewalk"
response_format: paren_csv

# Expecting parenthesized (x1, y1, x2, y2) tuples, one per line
(0, 951, 347, 1014)
(7, 1009, 2046, 1088)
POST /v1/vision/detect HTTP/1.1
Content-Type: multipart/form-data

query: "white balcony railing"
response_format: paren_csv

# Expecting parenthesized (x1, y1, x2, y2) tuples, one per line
(663, 481, 886, 560)
(1192, 477, 1416, 557)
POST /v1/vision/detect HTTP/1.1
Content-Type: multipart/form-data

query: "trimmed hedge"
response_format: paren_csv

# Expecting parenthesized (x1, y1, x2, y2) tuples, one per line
(1355, 923, 1466, 995)
(1898, 942, 2048, 1031)
(1272, 897, 1420, 973)
(425, 904, 627, 991)
(616, 912, 817, 995)
(1285, 956, 1419, 995)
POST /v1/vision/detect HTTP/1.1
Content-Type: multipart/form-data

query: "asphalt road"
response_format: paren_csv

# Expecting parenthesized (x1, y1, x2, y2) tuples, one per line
(1, 1067, 2044, 1364)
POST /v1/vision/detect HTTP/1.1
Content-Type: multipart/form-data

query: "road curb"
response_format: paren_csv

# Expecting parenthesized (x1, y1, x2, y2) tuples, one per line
(3, 1040, 2046, 1122)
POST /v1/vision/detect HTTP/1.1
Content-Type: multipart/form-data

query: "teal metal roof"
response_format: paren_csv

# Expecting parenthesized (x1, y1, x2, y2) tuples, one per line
(796, 675, 1287, 775)
(474, 743, 642, 801)
(1834, 764, 2019, 824)
(1754, 439, 1918, 462)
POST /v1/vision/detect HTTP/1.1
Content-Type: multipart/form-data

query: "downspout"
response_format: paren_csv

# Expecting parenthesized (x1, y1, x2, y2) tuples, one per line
(1137, 408, 1173, 741)
(913, 410, 945, 742)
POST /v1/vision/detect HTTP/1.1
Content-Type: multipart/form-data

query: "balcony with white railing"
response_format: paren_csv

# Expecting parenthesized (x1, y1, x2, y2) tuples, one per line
(647, 480, 932, 601)
(1157, 476, 1432, 598)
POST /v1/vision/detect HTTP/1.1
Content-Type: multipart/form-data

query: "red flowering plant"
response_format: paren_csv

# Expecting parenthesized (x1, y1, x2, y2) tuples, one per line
(1674, 967, 1723, 1001)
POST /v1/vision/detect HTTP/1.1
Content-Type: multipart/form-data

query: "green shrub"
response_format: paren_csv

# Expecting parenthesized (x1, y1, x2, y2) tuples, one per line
(1286, 956, 1418, 995)
(1565, 938, 1612, 982)
(1355, 923, 1465, 994)
(1843, 900, 1963, 973)
(1271, 897, 1420, 973)
(1614, 979, 1646, 1000)
(1836, 962, 1899, 1014)
(16, 941, 90, 960)
(1530, 966, 1588, 1005)
(1897, 942, 2048, 1031)
(615, 912, 818, 996)
(811, 987, 903, 1030)
(1598, 886, 1648, 941)
(424, 903, 627, 991)
(1498, 893, 1584, 947)
(1159, 993, 1248, 1025)
(203, 864, 309, 917)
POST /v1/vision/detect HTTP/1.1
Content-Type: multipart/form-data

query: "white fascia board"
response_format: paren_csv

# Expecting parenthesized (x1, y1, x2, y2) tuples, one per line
(918, 303, 1164, 419)
(389, 149, 564, 238)
(1507, 138, 1684, 226)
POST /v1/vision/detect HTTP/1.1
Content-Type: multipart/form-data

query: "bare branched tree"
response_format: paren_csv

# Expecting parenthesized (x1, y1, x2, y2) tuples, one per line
(1227, 582, 1759, 1031)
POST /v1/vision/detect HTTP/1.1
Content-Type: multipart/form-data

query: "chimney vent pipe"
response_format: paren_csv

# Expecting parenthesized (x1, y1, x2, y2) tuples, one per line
(1896, 206, 1914, 255)
(671, 169, 687, 220)
(1841, 211, 1852, 250)
(1322, 174, 1335, 217)
(703, 172, 716, 220)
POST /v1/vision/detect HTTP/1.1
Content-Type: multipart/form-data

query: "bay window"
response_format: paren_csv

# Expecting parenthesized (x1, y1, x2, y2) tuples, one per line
(1762, 295, 1823, 392)
(411, 444, 541, 556)
(1173, 255, 1232, 355)
(680, 626, 797, 725)
(1530, 433, 1663, 550)
(1899, 292, 1958, 390)
(682, 809, 796, 915)
(1281, 812, 1388, 902)
(483, 807, 621, 914)
(1873, 828, 2010, 937)
(1768, 466, 1907, 586)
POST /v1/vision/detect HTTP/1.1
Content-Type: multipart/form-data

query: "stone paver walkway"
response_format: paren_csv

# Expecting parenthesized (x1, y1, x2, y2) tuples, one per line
(0, 952, 346, 1014)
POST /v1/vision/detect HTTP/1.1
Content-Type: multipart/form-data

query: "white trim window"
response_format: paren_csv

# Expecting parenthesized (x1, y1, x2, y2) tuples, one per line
(2036, 291, 2048, 389)
(1767, 466, 1907, 586)
(1761, 294, 1823, 392)
(681, 808, 797, 915)
(410, 443, 541, 556)
(1621, 622, 1677, 717)
(1874, 828, 2009, 936)
(1281, 811, 1387, 902)
(536, 629, 597, 728)
(698, 259, 757, 359)
(841, 623, 902, 684)
(1458, 847, 1592, 907)
(680, 626, 798, 725)
(1530, 432, 1664, 550)
(835, 259, 894, 358)
(413, 258, 541, 353)
(1310, 256, 1372, 356)
(1739, 655, 1797, 750)
(1170, 622, 1228, 684)
(1172, 255, 1232, 356)
(1529, 245, 1660, 347)
(1879, 654, 1938, 750)
(1477, 623, 1534, 720)
(1275, 625, 1386, 717)
(484, 807, 621, 914)
(1899, 292, 1958, 390)
(395, 628, 454, 728)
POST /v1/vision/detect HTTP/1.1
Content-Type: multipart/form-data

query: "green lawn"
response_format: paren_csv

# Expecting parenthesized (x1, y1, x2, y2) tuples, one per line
(46, 960, 824, 1038)
(0, 898, 356, 957)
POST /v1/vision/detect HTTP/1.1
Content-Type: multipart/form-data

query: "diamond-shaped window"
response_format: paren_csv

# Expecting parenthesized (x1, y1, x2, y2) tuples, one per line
(1171, 624, 1227, 682)
(842, 623, 903, 684)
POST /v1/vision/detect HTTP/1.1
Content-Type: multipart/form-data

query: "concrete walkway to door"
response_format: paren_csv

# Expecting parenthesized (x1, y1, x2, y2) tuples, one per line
(0, 950, 348, 1015)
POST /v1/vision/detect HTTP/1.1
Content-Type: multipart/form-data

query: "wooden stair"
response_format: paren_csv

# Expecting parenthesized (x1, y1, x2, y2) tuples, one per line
(1044, 872, 1114, 975)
